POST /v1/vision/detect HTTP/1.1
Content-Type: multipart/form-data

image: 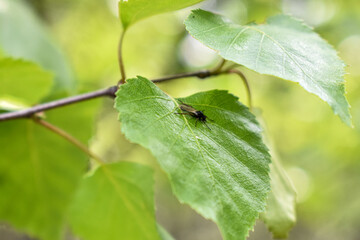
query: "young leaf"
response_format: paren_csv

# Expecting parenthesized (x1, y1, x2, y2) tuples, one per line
(0, 58, 53, 104)
(0, 0, 75, 95)
(68, 162, 161, 240)
(0, 101, 99, 240)
(119, 0, 204, 29)
(115, 76, 271, 240)
(185, 9, 351, 126)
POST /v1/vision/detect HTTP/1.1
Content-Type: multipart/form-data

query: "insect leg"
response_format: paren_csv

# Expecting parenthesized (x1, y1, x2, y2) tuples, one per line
(204, 122, 212, 130)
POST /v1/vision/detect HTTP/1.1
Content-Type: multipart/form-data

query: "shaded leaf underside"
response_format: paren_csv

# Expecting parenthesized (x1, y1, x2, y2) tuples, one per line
(185, 9, 351, 125)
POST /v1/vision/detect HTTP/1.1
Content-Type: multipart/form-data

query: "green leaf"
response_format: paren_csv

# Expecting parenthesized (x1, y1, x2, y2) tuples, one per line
(0, 100, 100, 240)
(255, 110, 296, 238)
(0, 0, 75, 95)
(68, 162, 161, 240)
(115, 76, 271, 240)
(185, 9, 351, 126)
(0, 58, 53, 104)
(261, 156, 297, 238)
(157, 224, 175, 240)
(119, 0, 204, 29)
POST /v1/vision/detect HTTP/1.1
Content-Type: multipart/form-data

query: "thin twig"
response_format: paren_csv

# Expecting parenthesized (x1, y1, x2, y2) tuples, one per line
(0, 86, 117, 122)
(211, 59, 226, 73)
(228, 69, 252, 110)
(223, 63, 239, 72)
(118, 31, 126, 85)
(152, 70, 216, 83)
(33, 117, 105, 165)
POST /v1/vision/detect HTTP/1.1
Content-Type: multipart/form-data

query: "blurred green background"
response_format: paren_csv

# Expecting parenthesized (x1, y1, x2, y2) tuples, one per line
(1, 0, 360, 239)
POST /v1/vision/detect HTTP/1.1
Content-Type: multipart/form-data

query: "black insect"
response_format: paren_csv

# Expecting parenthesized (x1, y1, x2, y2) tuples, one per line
(175, 100, 212, 130)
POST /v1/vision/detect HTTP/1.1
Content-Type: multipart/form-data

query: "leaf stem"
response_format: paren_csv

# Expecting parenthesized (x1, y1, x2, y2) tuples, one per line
(118, 31, 127, 85)
(227, 69, 252, 110)
(33, 116, 105, 165)
(211, 59, 226, 73)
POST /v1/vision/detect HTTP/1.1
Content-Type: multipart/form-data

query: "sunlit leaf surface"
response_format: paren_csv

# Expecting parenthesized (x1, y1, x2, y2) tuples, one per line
(0, 58, 53, 104)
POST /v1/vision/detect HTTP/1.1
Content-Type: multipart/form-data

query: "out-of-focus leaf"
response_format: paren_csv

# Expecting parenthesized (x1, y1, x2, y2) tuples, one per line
(0, 58, 53, 104)
(260, 152, 297, 239)
(255, 110, 297, 238)
(68, 162, 161, 240)
(0, 99, 28, 113)
(0, 0, 75, 95)
(157, 224, 175, 240)
(0, 100, 100, 240)
(185, 9, 351, 126)
(261, 156, 297, 238)
(115, 77, 271, 240)
(118, 0, 203, 29)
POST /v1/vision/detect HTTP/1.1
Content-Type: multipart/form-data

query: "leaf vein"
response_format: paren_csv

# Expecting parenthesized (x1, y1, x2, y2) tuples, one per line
(121, 96, 171, 104)
(197, 24, 227, 35)
(255, 33, 265, 70)
(197, 128, 265, 189)
(246, 25, 314, 84)
(225, 27, 249, 56)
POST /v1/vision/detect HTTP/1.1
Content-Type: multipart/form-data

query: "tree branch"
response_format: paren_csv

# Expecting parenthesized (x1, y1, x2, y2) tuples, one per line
(152, 69, 219, 83)
(0, 66, 226, 122)
(0, 86, 118, 122)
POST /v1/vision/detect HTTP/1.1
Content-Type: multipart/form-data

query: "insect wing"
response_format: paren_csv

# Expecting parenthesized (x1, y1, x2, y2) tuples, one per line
(179, 103, 196, 113)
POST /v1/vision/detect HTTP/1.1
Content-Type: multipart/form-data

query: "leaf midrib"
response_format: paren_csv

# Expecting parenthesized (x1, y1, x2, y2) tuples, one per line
(100, 166, 156, 240)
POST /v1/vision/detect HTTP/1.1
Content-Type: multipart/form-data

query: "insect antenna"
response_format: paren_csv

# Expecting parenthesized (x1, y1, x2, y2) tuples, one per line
(178, 99, 186, 104)
(175, 112, 191, 115)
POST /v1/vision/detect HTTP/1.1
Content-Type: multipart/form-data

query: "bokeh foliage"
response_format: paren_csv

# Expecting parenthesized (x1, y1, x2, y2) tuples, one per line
(0, 0, 359, 239)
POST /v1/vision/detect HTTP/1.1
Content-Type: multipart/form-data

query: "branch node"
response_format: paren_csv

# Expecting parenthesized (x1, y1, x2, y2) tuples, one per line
(107, 86, 119, 98)
(197, 70, 212, 79)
